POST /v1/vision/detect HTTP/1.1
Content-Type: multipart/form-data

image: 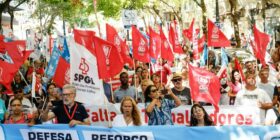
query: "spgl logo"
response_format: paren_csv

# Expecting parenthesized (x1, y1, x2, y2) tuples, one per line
(74, 58, 95, 85)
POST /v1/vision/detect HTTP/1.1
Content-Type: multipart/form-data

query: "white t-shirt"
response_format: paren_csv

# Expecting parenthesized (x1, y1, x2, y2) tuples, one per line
(235, 88, 272, 124)
(112, 115, 133, 127)
(257, 82, 275, 100)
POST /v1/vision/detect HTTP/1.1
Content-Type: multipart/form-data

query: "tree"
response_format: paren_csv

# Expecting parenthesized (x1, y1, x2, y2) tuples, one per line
(228, 0, 241, 48)
(7, 0, 27, 30)
(194, 0, 207, 39)
(0, 0, 12, 32)
(32, 0, 83, 35)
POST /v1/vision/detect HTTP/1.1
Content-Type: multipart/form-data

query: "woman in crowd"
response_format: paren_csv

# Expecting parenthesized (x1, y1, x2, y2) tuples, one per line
(131, 74, 142, 94)
(145, 85, 181, 125)
(47, 83, 60, 102)
(135, 66, 143, 79)
(228, 70, 242, 105)
(141, 68, 150, 80)
(4, 98, 34, 125)
(151, 74, 164, 91)
(190, 104, 214, 126)
(112, 96, 142, 126)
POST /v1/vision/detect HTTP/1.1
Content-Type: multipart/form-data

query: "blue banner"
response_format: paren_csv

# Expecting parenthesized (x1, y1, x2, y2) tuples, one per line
(45, 41, 61, 78)
(1, 124, 280, 140)
(61, 37, 70, 63)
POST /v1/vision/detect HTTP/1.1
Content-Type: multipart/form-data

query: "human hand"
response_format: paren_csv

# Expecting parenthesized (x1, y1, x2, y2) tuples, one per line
(69, 120, 81, 127)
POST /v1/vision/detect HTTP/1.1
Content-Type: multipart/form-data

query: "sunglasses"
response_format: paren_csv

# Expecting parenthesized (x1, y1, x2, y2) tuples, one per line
(172, 78, 182, 82)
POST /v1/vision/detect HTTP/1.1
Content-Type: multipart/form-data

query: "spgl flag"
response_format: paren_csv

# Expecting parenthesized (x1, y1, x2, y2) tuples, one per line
(188, 64, 221, 112)
(70, 34, 107, 105)
(207, 19, 230, 47)
(132, 25, 150, 63)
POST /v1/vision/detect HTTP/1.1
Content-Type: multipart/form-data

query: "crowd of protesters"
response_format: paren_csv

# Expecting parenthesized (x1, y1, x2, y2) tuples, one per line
(0, 31, 279, 128)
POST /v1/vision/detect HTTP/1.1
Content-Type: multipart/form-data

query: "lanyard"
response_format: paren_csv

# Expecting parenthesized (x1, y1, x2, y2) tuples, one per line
(63, 103, 78, 120)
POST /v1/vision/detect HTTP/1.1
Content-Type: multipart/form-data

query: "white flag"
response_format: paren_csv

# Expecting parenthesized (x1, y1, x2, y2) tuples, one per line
(69, 38, 108, 105)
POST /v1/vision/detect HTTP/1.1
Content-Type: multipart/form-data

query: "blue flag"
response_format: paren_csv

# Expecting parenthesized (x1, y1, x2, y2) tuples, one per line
(200, 44, 208, 66)
(61, 37, 70, 63)
(45, 40, 61, 78)
(221, 48, 228, 66)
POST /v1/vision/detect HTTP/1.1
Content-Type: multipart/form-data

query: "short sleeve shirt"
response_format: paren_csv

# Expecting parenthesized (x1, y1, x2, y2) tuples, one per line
(145, 98, 175, 125)
(114, 86, 136, 103)
(52, 102, 89, 124)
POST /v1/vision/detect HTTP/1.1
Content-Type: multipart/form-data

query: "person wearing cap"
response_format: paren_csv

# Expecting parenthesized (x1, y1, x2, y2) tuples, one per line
(165, 72, 192, 105)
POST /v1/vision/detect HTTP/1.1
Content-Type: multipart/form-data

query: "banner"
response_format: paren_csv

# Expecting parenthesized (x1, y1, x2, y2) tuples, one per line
(2, 124, 280, 140)
(69, 38, 107, 105)
(85, 104, 261, 126)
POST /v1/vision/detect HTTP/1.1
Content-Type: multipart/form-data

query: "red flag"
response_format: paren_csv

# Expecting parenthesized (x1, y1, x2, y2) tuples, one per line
(132, 26, 150, 63)
(53, 57, 70, 88)
(169, 23, 183, 54)
(253, 25, 270, 66)
(121, 40, 133, 68)
(0, 40, 32, 94)
(93, 36, 124, 79)
(149, 27, 161, 59)
(207, 19, 230, 47)
(160, 28, 174, 62)
(106, 24, 133, 67)
(197, 35, 205, 53)
(5, 40, 27, 67)
(106, 23, 122, 52)
(234, 58, 245, 82)
(73, 29, 96, 56)
(183, 18, 194, 41)
(188, 64, 221, 112)
(192, 28, 201, 60)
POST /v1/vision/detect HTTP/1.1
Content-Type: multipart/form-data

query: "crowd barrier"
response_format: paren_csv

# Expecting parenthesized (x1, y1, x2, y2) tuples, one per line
(86, 104, 261, 126)
(1, 124, 280, 140)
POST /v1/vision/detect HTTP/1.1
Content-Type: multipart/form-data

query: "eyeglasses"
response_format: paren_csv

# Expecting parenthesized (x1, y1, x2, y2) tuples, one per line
(151, 89, 158, 93)
(172, 78, 182, 82)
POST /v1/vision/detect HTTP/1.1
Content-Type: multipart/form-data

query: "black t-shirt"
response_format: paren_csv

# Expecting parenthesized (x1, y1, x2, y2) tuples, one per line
(273, 86, 280, 102)
(52, 102, 89, 124)
(166, 87, 192, 105)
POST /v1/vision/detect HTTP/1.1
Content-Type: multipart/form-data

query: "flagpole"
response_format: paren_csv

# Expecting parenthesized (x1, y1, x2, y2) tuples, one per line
(109, 78, 114, 103)
(133, 59, 138, 102)
(18, 71, 30, 89)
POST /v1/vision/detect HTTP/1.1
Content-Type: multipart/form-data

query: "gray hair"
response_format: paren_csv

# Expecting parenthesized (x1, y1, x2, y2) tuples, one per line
(63, 84, 76, 94)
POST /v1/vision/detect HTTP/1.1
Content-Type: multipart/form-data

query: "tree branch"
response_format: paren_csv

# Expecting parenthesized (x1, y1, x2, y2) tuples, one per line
(193, 0, 201, 7)
(12, 0, 26, 10)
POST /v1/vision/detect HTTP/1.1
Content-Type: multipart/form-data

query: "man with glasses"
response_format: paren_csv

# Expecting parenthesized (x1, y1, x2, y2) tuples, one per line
(41, 84, 90, 127)
(166, 73, 191, 105)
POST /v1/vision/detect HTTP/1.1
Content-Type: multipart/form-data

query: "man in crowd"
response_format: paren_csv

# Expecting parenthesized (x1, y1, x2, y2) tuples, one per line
(257, 67, 275, 100)
(114, 72, 136, 103)
(166, 73, 191, 105)
(41, 84, 90, 127)
(235, 72, 271, 124)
